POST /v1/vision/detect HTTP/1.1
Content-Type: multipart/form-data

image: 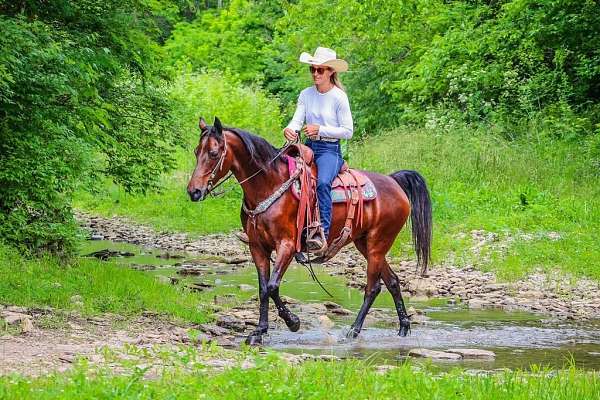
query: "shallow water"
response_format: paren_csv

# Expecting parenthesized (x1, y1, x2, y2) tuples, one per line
(80, 240, 600, 370)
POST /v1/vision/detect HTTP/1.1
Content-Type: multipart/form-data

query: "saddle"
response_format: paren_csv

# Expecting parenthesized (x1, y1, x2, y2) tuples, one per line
(283, 144, 377, 261)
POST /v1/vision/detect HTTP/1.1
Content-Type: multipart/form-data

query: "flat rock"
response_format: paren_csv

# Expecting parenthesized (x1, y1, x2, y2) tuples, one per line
(2, 312, 31, 325)
(446, 348, 496, 359)
(408, 348, 462, 360)
(468, 299, 489, 309)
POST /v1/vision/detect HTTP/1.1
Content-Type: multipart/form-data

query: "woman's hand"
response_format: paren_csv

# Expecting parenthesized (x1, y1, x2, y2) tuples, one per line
(304, 124, 320, 139)
(283, 127, 298, 142)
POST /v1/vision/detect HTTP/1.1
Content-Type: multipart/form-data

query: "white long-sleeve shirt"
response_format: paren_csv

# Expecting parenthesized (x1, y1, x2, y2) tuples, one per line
(285, 85, 353, 140)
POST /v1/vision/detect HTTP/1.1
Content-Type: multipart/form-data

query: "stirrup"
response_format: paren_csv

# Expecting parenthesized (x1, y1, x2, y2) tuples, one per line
(306, 224, 328, 256)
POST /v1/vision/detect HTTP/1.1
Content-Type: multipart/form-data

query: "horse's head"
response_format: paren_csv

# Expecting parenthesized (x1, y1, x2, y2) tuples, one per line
(187, 116, 230, 202)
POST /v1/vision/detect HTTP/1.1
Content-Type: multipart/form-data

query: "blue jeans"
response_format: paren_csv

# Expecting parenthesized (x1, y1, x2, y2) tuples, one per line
(306, 139, 343, 238)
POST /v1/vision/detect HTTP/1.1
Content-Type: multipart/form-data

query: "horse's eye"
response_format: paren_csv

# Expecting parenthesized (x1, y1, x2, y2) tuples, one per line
(208, 150, 219, 159)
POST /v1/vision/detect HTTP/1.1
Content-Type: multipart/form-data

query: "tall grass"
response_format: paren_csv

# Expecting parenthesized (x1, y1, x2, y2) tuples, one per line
(351, 127, 600, 279)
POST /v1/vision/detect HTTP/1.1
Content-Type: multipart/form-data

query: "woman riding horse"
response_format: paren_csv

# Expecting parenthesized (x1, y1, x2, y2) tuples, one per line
(283, 46, 353, 256)
(187, 48, 432, 346)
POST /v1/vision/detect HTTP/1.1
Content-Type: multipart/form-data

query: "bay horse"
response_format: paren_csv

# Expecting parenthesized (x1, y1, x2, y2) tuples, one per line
(187, 117, 432, 345)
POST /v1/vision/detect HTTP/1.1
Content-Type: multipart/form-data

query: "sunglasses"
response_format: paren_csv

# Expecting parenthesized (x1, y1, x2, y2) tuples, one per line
(309, 66, 330, 75)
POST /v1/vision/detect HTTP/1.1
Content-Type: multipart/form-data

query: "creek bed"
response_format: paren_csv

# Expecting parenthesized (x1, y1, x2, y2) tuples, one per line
(80, 240, 600, 371)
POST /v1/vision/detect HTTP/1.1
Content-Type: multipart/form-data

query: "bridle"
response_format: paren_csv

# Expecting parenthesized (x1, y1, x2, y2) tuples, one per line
(195, 130, 297, 198)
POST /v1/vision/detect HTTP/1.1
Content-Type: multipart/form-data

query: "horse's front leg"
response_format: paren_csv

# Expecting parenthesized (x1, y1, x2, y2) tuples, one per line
(245, 245, 271, 346)
(267, 240, 300, 332)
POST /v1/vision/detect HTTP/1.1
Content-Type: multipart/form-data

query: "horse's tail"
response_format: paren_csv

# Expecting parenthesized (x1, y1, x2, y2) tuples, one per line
(390, 170, 432, 276)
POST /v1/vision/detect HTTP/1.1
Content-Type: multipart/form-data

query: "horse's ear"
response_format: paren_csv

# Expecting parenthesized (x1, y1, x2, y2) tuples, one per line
(213, 117, 223, 137)
(199, 117, 207, 132)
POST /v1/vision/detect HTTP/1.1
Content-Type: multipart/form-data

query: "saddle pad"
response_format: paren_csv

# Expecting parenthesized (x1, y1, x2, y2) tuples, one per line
(286, 156, 377, 203)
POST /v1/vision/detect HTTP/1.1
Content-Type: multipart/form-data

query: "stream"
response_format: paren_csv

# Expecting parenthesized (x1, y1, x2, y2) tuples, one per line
(81, 240, 600, 371)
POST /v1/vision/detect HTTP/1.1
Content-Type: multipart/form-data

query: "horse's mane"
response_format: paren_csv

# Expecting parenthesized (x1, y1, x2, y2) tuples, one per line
(225, 127, 282, 171)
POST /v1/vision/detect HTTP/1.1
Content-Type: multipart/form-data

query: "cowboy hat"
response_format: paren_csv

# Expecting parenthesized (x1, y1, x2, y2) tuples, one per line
(299, 47, 348, 73)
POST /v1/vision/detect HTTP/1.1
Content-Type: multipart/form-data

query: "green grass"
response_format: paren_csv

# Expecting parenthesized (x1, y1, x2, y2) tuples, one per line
(350, 127, 600, 280)
(0, 244, 210, 324)
(76, 125, 600, 281)
(0, 354, 598, 399)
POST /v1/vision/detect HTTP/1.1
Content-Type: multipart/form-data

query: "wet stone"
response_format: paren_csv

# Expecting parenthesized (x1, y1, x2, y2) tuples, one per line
(216, 315, 246, 332)
(408, 349, 462, 360)
(446, 348, 496, 360)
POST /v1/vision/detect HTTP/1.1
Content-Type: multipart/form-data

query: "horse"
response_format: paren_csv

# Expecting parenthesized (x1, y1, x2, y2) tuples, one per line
(187, 117, 432, 345)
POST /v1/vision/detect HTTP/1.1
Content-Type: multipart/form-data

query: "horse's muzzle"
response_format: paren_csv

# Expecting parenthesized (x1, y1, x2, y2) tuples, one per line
(188, 188, 207, 202)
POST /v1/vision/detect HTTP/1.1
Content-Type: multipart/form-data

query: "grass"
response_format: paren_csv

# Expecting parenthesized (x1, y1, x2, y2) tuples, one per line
(0, 351, 598, 399)
(350, 127, 600, 280)
(76, 124, 600, 281)
(0, 244, 211, 324)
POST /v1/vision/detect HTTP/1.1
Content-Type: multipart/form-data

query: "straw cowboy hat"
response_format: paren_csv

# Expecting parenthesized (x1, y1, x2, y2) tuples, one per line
(299, 47, 348, 73)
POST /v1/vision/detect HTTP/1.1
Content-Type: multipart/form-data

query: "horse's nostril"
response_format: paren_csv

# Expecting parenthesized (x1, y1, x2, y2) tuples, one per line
(189, 188, 205, 202)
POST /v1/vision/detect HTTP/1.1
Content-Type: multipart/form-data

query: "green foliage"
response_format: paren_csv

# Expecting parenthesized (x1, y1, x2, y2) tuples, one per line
(165, 0, 284, 83)
(75, 71, 283, 235)
(0, 3, 183, 254)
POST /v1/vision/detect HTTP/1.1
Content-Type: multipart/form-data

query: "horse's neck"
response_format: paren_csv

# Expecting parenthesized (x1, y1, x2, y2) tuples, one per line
(229, 139, 287, 209)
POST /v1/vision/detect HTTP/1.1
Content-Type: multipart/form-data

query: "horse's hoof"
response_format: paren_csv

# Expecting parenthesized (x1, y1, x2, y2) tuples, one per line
(346, 327, 360, 339)
(245, 334, 263, 346)
(286, 314, 300, 332)
(398, 319, 411, 337)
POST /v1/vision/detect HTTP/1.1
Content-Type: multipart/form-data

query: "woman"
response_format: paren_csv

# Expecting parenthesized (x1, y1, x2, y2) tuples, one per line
(283, 46, 353, 255)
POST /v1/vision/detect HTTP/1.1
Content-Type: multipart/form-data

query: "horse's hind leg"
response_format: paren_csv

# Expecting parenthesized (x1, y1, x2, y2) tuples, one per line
(347, 238, 382, 338)
(381, 261, 411, 336)
(267, 240, 300, 332)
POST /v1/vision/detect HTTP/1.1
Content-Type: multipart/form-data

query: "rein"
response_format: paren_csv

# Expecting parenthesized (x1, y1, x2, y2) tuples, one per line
(203, 134, 295, 198)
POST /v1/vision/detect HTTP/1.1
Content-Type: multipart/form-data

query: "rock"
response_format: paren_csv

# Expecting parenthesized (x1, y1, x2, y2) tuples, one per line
(468, 299, 488, 309)
(177, 267, 207, 276)
(408, 349, 462, 360)
(329, 307, 352, 316)
(90, 234, 104, 240)
(446, 349, 496, 359)
(216, 315, 246, 332)
(281, 296, 299, 305)
(316, 354, 340, 361)
(318, 315, 335, 330)
(214, 336, 235, 347)
(299, 303, 328, 314)
(408, 278, 438, 296)
(410, 295, 430, 302)
(131, 264, 156, 271)
(2, 312, 30, 325)
(225, 257, 249, 265)
(483, 283, 507, 292)
(238, 284, 255, 292)
(521, 290, 544, 299)
(20, 318, 34, 333)
(323, 301, 343, 310)
(5, 306, 27, 313)
(409, 314, 430, 324)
